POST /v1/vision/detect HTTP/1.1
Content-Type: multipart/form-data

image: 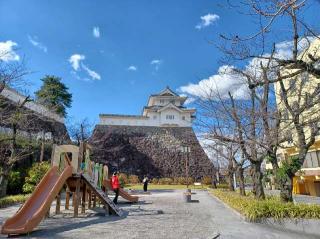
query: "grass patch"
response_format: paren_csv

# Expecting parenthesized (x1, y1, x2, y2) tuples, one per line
(124, 184, 206, 190)
(211, 189, 320, 222)
(0, 194, 30, 208)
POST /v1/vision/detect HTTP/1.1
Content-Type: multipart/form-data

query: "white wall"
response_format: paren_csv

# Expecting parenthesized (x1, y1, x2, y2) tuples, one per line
(1, 87, 64, 123)
(100, 108, 192, 127)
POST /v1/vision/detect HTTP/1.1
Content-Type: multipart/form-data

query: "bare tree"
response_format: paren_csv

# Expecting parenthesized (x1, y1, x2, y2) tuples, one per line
(68, 118, 93, 145)
(218, 0, 320, 201)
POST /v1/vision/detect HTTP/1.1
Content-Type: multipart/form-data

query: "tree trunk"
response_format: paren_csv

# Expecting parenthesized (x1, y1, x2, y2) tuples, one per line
(237, 167, 246, 196)
(268, 153, 279, 190)
(0, 168, 9, 198)
(227, 161, 234, 191)
(251, 161, 265, 199)
(279, 176, 293, 202)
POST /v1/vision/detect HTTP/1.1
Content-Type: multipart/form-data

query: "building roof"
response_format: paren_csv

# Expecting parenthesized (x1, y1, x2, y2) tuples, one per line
(147, 86, 188, 106)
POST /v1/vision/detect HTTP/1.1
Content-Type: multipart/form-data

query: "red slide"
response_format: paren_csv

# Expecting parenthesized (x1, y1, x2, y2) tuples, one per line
(103, 179, 139, 203)
(1, 165, 72, 235)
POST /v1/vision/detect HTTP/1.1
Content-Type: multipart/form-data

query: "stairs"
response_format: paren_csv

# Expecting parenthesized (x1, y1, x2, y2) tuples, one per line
(82, 173, 122, 216)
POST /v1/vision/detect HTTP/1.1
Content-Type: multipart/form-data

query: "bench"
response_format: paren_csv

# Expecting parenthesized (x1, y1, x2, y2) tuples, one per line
(194, 182, 203, 189)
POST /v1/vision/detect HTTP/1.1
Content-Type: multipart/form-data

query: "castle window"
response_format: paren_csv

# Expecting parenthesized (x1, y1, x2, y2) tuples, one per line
(160, 99, 164, 104)
(170, 100, 175, 104)
(182, 116, 185, 120)
(153, 115, 157, 119)
(166, 115, 174, 120)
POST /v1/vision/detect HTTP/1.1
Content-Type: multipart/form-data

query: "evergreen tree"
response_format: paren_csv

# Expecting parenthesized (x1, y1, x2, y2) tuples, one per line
(35, 75, 72, 117)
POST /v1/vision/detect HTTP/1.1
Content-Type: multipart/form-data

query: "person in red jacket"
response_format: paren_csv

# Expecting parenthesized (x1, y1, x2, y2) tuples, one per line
(111, 172, 120, 204)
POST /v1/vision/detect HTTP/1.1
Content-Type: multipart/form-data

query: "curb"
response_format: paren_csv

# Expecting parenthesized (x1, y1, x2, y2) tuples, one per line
(209, 191, 320, 237)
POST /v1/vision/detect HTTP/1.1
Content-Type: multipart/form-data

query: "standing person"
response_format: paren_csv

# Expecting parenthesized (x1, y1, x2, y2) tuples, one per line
(111, 172, 120, 204)
(143, 175, 149, 192)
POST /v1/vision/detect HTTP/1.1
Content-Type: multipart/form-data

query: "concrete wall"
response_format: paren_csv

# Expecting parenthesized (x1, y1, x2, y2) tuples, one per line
(1, 87, 64, 123)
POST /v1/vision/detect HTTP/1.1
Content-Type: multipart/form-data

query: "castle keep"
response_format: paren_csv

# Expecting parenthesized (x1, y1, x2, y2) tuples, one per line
(89, 87, 214, 178)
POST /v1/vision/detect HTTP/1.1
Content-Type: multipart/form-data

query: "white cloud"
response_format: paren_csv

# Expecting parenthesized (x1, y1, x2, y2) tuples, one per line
(69, 54, 85, 71)
(127, 65, 137, 71)
(178, 65, 249, 100)
(150, 59, 162, 71)
(93, 27, 100, 38)
(195, 13, 220, 30)
(275, 37, 316, 60)
(69, 54, 101, 81)
(179, 94, 196, 105)
(81, 63, 101, 80)
(28, 35, 47, 53)
(0, 40, 20, 62)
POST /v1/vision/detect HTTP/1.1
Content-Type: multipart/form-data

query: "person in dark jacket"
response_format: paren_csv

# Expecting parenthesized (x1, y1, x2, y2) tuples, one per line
(143, 176, 149, 192)
(111, 172, 120, 204)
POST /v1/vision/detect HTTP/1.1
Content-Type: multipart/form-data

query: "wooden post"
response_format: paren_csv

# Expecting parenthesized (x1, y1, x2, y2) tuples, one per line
(65, 188, 70, 210)
(56, 191, 61, 214)
(78, 141, 84, 172)
(51, 144, 56, 166)
(93, 194, 96, 208)
(45, 206, 50, 218)
(74, 178, 81, 217)
(81, 183, 86, 213)
(88, 190, 92, 208)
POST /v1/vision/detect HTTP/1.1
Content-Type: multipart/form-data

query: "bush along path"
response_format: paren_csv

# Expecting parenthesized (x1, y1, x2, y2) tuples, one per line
(211, 189, 320, 222)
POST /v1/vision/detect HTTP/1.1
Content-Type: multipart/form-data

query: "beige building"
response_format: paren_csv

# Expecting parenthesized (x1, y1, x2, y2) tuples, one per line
(273, 39, 320, 196)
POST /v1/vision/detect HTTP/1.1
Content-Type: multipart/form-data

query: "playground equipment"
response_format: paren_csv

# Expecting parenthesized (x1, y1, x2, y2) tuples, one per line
(103, 179, 139, 203)
(1, 142, 137, 236)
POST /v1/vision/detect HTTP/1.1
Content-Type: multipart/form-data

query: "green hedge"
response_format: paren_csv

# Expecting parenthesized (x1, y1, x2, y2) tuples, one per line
(0, 194, 30, 208)
(23, 162, 50, 193)
(211, 189, 320, 222)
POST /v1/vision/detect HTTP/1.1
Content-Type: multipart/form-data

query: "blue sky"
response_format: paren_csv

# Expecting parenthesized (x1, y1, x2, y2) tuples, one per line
(1, 0, 319, 125)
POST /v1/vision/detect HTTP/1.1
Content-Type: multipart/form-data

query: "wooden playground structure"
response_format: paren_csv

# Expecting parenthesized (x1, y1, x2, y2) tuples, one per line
(1, 142, 138, 235)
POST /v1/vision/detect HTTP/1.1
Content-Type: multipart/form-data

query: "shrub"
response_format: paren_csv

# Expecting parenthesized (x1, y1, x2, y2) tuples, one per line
(216, 183, 229, 189)
(7, 171, 23, 195)
(151, 178, 159, 184)
(23, 162, 50, 193)
(0, 194, 30, 208)
(128, 175, 140, 184)
(187, 177, 194, 185)
(158, 177, 173, 185)
(173, 177, 183, 184)
(201, 176, 212, 185)
(211, 189, 320, 222)
(118, 173, 129, 187)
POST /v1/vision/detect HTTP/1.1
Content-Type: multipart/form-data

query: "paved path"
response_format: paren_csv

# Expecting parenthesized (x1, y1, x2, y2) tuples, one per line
(0, 190, 317, 239)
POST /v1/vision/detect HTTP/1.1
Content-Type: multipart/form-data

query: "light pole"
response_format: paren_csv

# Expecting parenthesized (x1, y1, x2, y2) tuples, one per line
(181, 145, 191, 190)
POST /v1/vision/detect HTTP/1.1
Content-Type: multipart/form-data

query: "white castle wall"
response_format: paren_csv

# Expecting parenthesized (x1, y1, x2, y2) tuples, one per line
(100, 110, 192, 127)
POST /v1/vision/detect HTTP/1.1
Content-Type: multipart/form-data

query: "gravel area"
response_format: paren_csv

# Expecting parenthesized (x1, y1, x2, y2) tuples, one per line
(0, 190, 318, 239)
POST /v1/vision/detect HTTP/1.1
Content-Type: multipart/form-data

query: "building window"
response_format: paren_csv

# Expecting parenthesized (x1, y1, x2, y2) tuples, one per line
(170, 100, 175, 104)
(182, 116, 185, 120)
(160, 99, 164, 104)
(166, 115, 174, 120)
(153, 115, 157, 119)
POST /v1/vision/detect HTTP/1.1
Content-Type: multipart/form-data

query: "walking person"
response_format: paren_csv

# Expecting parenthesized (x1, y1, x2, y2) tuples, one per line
(111, 172, 120, 204)
(143, 175, 149, 192)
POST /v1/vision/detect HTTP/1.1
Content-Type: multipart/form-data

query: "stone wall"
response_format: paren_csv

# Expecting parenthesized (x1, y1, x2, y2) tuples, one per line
(89, 125, 215, 179)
